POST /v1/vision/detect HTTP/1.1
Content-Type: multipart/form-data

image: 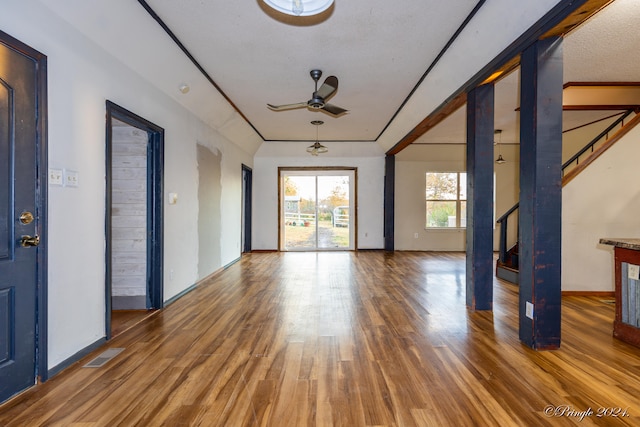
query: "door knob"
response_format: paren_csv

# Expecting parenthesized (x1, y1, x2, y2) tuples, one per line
(20, 235, 40, 247)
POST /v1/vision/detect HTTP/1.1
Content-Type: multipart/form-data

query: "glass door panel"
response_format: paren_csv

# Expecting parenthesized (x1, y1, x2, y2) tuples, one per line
(317, 175, 350, 249)
(283, 175, 317, 250)
(281, 170, 354, 251)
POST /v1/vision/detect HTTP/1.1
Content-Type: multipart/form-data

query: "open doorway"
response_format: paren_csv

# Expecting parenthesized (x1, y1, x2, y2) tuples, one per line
(279, 168, 356, 251)
(242, 165, 252, 254)
(105, 101, 164, 339)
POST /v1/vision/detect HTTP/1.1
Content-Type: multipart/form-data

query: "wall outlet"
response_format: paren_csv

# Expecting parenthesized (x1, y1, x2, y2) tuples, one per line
(526, 301, 534, 319)
(414, 232, 419, 239)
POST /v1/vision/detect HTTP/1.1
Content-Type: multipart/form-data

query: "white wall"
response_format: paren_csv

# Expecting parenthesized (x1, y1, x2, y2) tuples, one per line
(562, 123, 640, 292)
(394, 143, 520, 251)
(2, 1, 253, 368)
(253, 141, 385, 250)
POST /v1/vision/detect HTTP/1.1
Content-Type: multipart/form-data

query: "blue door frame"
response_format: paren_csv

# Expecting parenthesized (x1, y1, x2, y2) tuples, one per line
(0, 29, 48, 402)
(105, 101, 164, 340)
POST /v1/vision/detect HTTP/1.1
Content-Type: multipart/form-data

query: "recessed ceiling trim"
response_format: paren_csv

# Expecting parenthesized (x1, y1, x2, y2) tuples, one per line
(136, 0, 265, 140)
(375, 0, 487, 142)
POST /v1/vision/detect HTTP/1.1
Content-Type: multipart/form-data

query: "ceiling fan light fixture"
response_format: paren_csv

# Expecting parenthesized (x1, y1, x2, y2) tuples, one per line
(307, 120, 328, 155)
(263, 0, 334, 17)
(307, 141, 328, 156)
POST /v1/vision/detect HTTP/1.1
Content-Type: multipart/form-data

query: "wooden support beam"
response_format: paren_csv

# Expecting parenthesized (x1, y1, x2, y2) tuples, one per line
(466, 85, 495, 310)
(385, 0, 612, 158)
(518, 37, 563, 350)
(386, 93, 467, 156)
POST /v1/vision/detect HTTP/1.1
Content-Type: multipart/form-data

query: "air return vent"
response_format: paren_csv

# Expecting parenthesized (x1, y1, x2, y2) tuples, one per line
(83, 348, 124, 368)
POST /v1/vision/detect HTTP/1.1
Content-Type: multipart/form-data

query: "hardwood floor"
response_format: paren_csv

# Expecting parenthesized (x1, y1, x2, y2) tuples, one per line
(111, 310, 157, 338)
(2, 251, 640, 426)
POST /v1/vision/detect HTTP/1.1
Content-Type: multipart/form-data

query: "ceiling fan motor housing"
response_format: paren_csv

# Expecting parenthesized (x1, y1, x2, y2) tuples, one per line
(308, 94, 325, 109)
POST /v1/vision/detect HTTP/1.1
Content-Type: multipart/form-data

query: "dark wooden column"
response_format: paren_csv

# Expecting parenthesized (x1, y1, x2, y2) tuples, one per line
(466, 84, 495, 310)
(384, 154, 395, 251)
(519, 37, 563, 349)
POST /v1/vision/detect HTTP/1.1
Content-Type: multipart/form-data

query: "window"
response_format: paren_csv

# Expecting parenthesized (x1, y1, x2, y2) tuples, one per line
(426, 172, 467, 228)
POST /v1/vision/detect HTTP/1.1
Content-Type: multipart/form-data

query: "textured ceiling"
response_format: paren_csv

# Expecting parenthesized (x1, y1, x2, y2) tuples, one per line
(145, 0, 480, 142)
(38, 0, 639, 155)
(401, 0, 640, 155)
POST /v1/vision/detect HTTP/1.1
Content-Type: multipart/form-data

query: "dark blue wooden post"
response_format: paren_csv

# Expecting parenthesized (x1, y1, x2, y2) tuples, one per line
(384, 154, 395, 251)
(519, 37, 563, 349)
(466, 84, 495, 310)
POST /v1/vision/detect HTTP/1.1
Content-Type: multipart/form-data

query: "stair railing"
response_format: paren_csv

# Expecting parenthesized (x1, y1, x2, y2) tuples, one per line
(562, 109, 635, 176)
(497, 109, 637, 267)
(496, 202, 519, 265)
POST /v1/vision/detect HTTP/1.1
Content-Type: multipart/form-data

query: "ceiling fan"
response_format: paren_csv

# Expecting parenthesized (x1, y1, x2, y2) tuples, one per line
(267, 69, 348, 117)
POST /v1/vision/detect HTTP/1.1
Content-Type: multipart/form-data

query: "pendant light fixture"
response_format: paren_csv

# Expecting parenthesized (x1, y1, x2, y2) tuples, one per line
(306, 120, 328, 156)
(494, 129, 506, 164)
(263, 0, 334, 16)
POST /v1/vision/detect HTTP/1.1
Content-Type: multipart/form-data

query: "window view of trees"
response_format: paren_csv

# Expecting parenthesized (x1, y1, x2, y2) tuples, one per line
(426, 172, 467, 228)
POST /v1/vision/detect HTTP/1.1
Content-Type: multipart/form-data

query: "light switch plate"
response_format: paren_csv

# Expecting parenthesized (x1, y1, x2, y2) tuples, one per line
(49, 168, 63, 186)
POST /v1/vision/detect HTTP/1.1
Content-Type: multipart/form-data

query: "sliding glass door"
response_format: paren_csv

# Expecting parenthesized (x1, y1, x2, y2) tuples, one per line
(281, 169, 355, 251)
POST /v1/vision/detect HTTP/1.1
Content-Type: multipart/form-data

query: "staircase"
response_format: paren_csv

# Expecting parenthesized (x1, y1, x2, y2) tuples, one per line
(496, 108, 640, 283)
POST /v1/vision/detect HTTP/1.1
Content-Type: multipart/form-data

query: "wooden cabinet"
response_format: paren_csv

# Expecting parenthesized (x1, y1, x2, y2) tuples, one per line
(600, 238, 640, 348)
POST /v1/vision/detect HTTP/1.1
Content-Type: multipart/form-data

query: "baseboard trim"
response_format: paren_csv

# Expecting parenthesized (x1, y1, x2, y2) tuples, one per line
(164, 282, 199, 307)
(562, 291, 615, 297)
(48, 337, 107, 378)
(224, 256, 241, 269)
(251, 249, 278, 253)
(165, 259, 241, 307)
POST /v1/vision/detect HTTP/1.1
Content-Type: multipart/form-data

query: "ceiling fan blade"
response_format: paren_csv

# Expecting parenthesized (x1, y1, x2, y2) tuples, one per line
(321, 103, 348, 116)
(267, 102, 307, 111)
(315, 76, 338, 101)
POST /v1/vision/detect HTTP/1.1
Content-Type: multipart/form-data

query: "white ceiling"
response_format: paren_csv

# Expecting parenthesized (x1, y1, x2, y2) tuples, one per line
(404, 0, 640, 150)
(145, 0, 481, 142)
(39, 0, 640, 154)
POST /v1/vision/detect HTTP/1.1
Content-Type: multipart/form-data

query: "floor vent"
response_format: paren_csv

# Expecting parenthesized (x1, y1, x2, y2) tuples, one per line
(83, 348, 125, 368)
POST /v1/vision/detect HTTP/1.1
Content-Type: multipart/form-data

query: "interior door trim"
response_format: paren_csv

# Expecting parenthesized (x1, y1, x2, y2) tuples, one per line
(278, 167, 357, 251)
(105, 101, 164, 340)
(242, 164, 252, 253)
(0, 29, 49, 383)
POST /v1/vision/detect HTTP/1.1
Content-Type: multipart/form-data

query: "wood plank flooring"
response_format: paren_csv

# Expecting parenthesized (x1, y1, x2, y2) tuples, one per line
(2, 251, 640, 426)
(111, 310, 157, 338)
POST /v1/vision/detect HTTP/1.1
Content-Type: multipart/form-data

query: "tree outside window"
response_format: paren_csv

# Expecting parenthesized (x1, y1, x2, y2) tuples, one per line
(426, 172, 467, 228)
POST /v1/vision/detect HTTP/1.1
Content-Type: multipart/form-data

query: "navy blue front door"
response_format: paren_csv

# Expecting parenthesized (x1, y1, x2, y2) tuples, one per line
(0, 33, 42, 402)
